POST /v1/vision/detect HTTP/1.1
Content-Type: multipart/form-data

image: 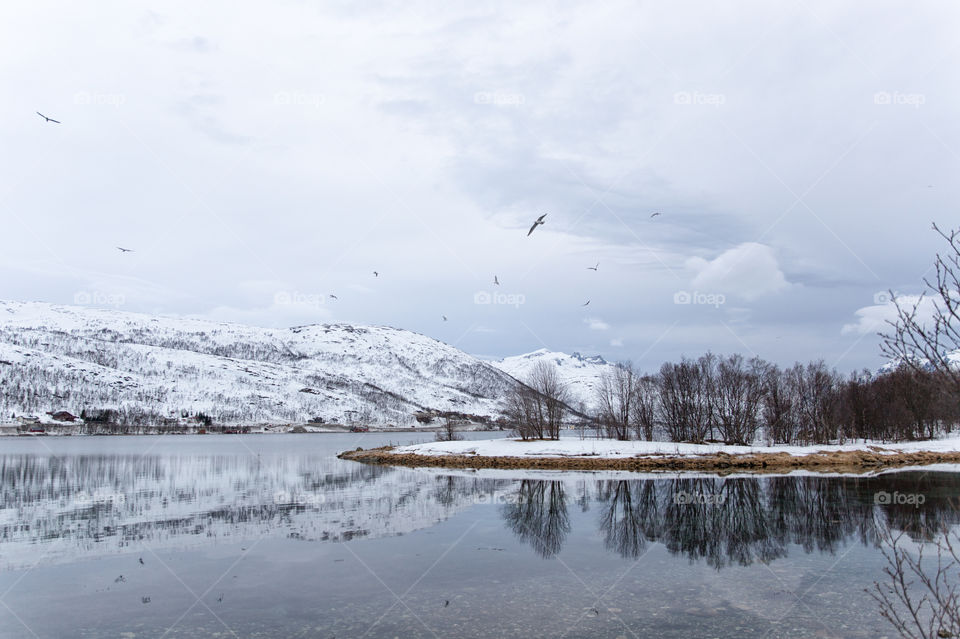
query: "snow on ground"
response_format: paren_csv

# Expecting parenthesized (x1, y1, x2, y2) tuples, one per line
(391, 435, 960, 459)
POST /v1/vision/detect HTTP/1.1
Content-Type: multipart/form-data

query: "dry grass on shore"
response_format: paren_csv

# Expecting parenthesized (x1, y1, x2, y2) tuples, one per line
(338, 445, 960, 474)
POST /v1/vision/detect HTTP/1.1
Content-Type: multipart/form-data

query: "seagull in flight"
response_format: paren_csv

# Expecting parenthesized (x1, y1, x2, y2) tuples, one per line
(36, 112, 60, 124)
(442, 315, 448, 321)
(373, 271, 378, 277)
(587, 262, 598, 271)
(527, 213, 547, 236)
(582, 300, 590, 307)
(116, 247, 134, 253)
(329, 294, 338, 300)
(493, 275, 500, 286)
(650, 211, 661, 218)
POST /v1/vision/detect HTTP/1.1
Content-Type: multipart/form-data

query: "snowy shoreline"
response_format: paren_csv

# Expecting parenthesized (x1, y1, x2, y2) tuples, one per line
(338, 435, 960, 473)
(389, 435, 960, 459)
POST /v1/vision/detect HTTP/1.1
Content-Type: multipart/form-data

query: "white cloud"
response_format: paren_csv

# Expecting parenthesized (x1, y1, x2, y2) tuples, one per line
(686, 243, 789, 301)
(842, 293, 936, 336)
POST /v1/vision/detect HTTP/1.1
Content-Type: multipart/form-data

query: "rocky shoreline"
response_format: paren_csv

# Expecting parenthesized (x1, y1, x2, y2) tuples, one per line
(338, 445, 960, 474)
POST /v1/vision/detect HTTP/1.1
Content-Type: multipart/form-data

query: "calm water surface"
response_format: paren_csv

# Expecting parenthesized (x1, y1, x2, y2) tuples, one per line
(1, 433, 958, 638)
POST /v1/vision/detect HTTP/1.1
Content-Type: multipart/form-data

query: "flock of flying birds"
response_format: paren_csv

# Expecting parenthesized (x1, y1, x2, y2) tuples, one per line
(36, 109, 662, 323)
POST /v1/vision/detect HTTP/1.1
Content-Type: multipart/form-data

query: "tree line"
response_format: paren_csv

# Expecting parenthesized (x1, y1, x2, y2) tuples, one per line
(507, 355, 960, 445)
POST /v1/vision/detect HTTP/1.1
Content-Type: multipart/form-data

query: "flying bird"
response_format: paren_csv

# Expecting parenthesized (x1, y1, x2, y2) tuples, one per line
(139, 557, 144, 565)
(116, 247, 134, 253)
(329, 294, 338, 300)
(587, 262, 598, 271)
(36, 112, 60, 124)
(527, 213, 547, 236)
(442, 315, 448, 321)
(581, 300, 590, 306)
(650, 211, 661, 218)
(373, 271, 378, 277)
(493, 276, 500, 286)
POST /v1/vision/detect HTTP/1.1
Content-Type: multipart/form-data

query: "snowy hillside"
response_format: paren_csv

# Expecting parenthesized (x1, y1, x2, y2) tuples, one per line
(0, 301, 520, 426)
(490, 349, 615, 411)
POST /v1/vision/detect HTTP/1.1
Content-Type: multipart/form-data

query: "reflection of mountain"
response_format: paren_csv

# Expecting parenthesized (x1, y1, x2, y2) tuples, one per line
(0, 453, 512, 571)
(503, 473, 960, 567)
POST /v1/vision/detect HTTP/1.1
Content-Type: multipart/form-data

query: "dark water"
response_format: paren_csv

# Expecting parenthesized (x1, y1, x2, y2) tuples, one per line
(1, 433, 958, 638)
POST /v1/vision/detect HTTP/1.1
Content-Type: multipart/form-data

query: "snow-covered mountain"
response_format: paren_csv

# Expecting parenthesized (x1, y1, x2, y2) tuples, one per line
(876, 350, 960, 377)
(490, 348, 616, 411)
(0, 301, 520, 426)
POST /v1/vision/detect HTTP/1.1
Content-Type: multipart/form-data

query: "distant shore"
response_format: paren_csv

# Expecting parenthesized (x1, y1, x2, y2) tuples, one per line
(338, 436, 960, 473)
(0, 424, 499, 437)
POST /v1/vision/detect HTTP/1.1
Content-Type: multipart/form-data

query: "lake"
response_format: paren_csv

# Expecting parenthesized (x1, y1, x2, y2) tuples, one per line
(1, 433, 957, 638)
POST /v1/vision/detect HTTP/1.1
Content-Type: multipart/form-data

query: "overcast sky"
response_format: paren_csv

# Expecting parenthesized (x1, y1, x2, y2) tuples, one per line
(1, 1, 958, 373)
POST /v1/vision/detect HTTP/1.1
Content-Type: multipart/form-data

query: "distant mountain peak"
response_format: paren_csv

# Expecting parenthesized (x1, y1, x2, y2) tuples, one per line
(491, 349, 615, 409)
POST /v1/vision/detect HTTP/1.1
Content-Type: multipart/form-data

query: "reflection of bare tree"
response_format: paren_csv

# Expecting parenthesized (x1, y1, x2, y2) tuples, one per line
(596, 481, 661, 558)
(714, 479, 783, 567)
(590, 473, 960, 570)
(659, 477, 778, 569)
(501, 481, 570, 558)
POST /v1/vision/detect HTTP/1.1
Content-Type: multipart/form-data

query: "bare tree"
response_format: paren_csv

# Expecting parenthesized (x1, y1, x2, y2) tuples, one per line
(883, 223, 960, 398)
(505, 361, 569, 440)
(631, 375, 658, 441)
(656, 354, 714, 443)
(762, 364, 796, 445)
(595, 362, 636, 440)
(791, 361, 841, 445)
(435, 418, 462, 442)
(713, 354, 767, 445)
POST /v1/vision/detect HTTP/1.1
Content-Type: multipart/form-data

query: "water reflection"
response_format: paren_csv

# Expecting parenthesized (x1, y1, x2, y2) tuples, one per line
(501, 481, 570, 558)
(2, 445, 959, 572)
(508, 474, 960, 565)
(0, 451, 514, 569)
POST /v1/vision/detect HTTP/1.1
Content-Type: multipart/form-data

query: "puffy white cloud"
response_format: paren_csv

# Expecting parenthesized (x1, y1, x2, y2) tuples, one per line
(842, 293, 938, 336)
(686, 243, 789, 301)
